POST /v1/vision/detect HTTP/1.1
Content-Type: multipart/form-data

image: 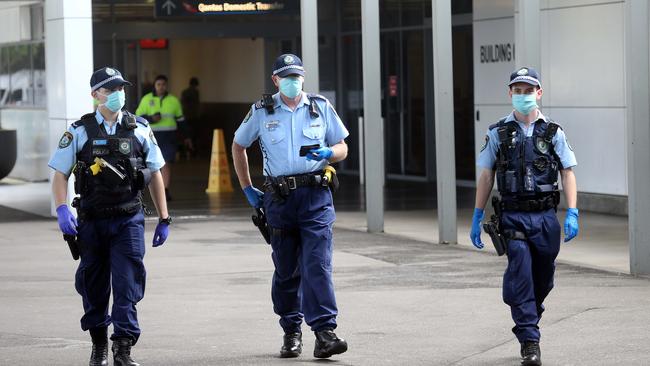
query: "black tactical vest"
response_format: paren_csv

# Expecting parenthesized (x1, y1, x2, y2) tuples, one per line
(493, 118, 562, 199)
(73, 112, 147, 212)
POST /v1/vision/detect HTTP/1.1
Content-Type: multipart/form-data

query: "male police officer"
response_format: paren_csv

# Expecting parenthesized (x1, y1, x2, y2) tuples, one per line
(49, 67, 171, 366)
(232, 54, 349, 359)
(471, 67, 579, 366)
(136, 74, 190, 200)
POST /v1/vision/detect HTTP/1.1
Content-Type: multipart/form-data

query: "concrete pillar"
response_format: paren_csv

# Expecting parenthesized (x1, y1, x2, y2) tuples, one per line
(45, 0, 94, 215)
(431, 0, 457, 244)
(515, 0, 541, 70)
(625, 0, 650, 275)
(361, 0, 384, 233)
(300, 0, 319, 93)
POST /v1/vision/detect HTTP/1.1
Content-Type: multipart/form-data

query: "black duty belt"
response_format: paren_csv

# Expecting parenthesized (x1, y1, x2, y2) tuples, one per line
(499, 193, 559, 212)
(265, 172, 323, 191)
(79, 200, 143, 220)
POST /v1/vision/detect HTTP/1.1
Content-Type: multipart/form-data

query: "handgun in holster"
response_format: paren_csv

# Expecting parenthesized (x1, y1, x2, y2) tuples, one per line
(63, 234, 81, 260)
(252, 207, 271, 244)
(483, 215, 507, 256)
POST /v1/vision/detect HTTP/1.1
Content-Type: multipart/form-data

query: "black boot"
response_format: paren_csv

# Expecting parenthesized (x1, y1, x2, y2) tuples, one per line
(112, 338, 140, 366)
(280, 332, 302, 358)
(313, 329, 348, 359)
(521, 341, 542, 366)
(89, 327, 108, 366)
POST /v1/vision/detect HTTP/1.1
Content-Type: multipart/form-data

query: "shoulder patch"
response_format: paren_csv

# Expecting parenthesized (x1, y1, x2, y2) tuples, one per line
(58, 131, 73, 149)
(480, 135, 489, 152)
(242, 109, 253, 124)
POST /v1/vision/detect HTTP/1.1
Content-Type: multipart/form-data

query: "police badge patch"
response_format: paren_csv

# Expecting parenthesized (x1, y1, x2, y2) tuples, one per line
(536, 137, 549, 154)
(119, 140, 131, 155)
(480, 135, 489, 152)
(242, 109, 252, 124)
(58, 131, 73, 149)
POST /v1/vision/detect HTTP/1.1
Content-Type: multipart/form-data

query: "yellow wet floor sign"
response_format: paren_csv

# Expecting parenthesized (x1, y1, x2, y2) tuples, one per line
(206, 129, 234, 193)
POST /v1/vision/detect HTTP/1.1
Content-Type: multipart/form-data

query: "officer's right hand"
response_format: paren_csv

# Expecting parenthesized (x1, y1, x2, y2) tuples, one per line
(56, 204, 78, 236)
(243, 185, 264, 208)
(470, 208, 484, 249)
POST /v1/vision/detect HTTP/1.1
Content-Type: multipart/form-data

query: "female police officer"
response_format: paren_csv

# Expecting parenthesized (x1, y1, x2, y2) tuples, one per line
(471, 67, 579, 366)
(49, 67, 171, 366)
(232, 54, 349, 359)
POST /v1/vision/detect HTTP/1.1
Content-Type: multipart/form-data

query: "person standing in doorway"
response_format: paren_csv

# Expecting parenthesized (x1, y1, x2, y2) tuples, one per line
(181, 77, 201, 158)
(136, 74, 191, 200)
(471, 67, 579, 366)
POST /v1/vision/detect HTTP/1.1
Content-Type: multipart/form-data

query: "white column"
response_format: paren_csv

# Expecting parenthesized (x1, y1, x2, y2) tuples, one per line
(431, 0, 457, 244)
(515, 0, 541, 69)
(625, 0, 650, 275)
(361, 0, 384, 233)
(300, 0, 320, 93)
(45, 0, 94, 215)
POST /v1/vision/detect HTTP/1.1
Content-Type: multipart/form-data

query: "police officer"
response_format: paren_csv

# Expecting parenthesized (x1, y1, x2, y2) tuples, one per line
(135, 74, 190, 200)
(232, 54, 349, 359)
(49, 67, 171, 366)
(471, 67, 579, 366)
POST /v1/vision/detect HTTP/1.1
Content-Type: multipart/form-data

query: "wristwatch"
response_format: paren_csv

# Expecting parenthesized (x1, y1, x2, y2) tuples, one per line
(159, 216, 172, 225)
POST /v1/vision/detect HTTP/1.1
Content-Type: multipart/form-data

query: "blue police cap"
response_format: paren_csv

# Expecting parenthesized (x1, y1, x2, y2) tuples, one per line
(272, 54, 305, 77)
(508, 67, 541, 87)
(90, 67, 132, 91)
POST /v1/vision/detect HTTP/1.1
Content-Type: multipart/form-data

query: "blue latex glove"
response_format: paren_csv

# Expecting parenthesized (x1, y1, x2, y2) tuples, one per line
(153, 223, 169, 247)
(470, 208, 485, 249)
(306, 147, 333, 161)
(56, 204, 78, 236)
(243, 185, 264, 208)
(564, 208, 579, 242)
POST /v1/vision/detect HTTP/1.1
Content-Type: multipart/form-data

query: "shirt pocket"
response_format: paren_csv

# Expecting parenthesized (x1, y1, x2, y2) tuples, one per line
(302, 122, 325, 141)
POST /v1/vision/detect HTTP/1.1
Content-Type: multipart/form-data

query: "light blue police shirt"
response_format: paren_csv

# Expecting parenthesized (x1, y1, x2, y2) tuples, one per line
(477, 110, 577, 170)
(234, 92, 349, 177)
(48, 109, 166, 176)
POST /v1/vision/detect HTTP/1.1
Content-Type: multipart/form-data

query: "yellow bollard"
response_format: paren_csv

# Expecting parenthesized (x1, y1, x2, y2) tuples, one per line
(205, 129, 234, 193)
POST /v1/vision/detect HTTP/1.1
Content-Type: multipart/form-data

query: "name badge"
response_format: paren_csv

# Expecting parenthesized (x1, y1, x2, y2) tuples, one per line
(265, 121, 280, 131)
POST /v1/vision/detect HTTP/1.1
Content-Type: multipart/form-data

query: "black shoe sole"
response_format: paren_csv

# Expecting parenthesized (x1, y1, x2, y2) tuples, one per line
(521, 359, 541, 366)
(279, 349, 302, 358)
(314, 342, 348, 359)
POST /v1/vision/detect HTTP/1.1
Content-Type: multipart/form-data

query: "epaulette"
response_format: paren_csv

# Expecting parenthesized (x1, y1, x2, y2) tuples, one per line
(134, 115, 149, 127)
(72, 113, 96, 128)
(488, 117, 508, 130)
(306, 93, 325, 118)
(543, 120, 561, 143)
(254, 99, 264, 110)
(307, 93, 328, 101)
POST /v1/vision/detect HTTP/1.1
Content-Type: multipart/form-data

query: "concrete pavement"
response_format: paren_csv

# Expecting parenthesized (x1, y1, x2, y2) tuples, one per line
(1, 215, 649, 365)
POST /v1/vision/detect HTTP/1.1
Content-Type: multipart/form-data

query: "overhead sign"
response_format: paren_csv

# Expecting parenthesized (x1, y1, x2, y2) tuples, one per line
(155, 0, 299, 17)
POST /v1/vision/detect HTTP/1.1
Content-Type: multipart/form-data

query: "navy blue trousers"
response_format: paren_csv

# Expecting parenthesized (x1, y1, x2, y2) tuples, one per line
(501, 208, 561, 343)
(263, 185, 338, 333)
(75, 211, 146, 344)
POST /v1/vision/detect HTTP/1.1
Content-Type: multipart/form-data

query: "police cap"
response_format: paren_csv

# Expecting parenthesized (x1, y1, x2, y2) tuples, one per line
(90, 67, 132, 91)
(272, 54, 305, 77)
(508, 67, 541, 88)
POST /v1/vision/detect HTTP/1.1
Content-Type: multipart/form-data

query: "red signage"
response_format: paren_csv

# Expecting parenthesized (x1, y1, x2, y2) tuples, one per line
(139, 39, 168, 49)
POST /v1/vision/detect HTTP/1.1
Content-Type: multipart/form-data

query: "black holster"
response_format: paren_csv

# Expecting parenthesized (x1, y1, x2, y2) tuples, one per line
(483, 196, 527, 257)
(252, 207, 271, 244)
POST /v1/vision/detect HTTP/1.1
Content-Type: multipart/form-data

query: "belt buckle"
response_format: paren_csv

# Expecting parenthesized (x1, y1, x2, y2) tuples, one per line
(286, 176, 297, 190)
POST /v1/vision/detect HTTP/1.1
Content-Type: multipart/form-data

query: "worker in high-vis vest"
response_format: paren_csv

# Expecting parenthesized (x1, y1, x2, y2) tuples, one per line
(136, 74, 192, 201)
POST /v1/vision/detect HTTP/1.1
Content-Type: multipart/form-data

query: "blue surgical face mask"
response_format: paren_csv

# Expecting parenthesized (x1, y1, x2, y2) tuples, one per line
(279, 77, 303, 99)
(99, 89, 126, 112)
(512, 93, 538, 115)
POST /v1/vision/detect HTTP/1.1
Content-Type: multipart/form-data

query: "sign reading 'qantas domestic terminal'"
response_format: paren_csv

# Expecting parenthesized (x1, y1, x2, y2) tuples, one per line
(155, 0, 298, 17)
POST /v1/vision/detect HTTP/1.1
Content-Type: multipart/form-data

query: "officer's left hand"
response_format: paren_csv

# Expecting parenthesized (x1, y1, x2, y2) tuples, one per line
(563, 208, 579, 243)
(153, 222, 169, 247)
(307, 147, 333, 161)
